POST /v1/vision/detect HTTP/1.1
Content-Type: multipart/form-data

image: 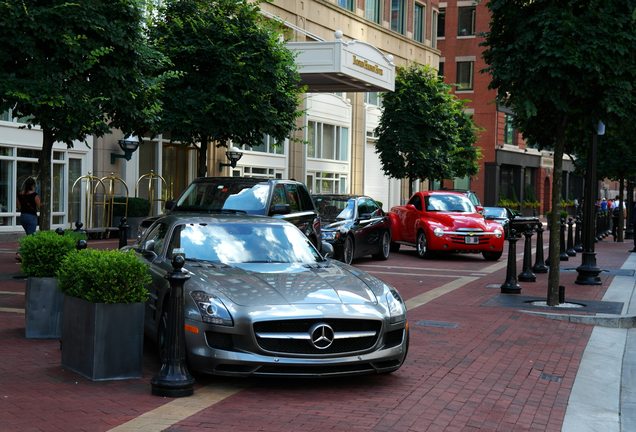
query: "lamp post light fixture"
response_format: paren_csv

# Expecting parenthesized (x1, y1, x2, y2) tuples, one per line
(111, 135, 140, 164)
(576, 120, 605, 285)
(219, 147, 243, 171)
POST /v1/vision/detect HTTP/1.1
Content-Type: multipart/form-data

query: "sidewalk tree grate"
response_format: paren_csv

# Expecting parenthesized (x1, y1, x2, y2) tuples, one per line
(539, 372, 563, 383)
(414, 320, 459, 329)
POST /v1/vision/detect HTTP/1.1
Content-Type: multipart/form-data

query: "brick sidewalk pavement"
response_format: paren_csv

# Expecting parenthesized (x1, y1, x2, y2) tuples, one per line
(0, 235, 632, 431)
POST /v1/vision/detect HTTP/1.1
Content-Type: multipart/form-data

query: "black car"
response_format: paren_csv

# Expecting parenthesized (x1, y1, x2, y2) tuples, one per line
(141, 177, 321, 250)
(482, 206, 518, 238)
(313, 194, 391, 264)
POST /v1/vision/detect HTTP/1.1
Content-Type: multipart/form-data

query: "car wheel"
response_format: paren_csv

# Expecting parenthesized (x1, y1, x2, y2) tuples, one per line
(483, 251, 502, 261)
(416, 231, 429, 258)
(343, 235, 355, 265)
(373, 231, 391, 260)
(390, 242, 400, 252)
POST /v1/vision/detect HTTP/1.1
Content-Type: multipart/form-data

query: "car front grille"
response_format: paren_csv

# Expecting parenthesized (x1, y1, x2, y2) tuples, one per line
(447, 234, 490, 245)
(254, 318, 382, 355)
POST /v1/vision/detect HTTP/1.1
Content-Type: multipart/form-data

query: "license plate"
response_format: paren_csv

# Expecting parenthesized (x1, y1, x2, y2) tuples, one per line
(465, 236, 479, 244)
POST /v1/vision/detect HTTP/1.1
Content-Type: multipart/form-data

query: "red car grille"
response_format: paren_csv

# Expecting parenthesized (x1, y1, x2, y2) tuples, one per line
(448, 234, 490, 245)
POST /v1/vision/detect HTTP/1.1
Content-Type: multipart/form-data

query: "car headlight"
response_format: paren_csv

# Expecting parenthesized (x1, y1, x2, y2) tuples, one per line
(433, 227, 444, 237)
(386, 290, 406, 324)
(190, 291, 233, 326)
(322, 230, 338, 241)
(494, 229, 503, 238)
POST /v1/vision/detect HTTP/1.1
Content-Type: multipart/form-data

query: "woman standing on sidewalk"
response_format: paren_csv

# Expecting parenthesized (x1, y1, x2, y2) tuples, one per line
(16, 177, 41, 235)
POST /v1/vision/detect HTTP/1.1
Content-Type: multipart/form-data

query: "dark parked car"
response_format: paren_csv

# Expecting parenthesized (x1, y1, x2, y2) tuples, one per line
(313, 194, 391, 264)
(482, 206, 518, 238)
(140, 177, 321, 250)
(132, 214, 409, 377)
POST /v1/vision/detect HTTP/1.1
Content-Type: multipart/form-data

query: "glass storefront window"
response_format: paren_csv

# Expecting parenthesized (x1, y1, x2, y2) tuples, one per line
(68, 158, 82, 226)
(53, 163, 64, 213)
(17, 148, 41, 159)
(0, 160, 13, 213)
(0, 146, 13, 156)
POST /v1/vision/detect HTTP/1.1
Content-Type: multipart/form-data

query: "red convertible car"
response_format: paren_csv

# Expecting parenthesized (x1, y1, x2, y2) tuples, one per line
(388, 191, 505, 260)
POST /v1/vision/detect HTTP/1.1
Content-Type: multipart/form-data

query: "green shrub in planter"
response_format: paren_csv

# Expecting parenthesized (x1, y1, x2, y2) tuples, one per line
(57, 249, 150, 304)
(19, 230, 82, 277)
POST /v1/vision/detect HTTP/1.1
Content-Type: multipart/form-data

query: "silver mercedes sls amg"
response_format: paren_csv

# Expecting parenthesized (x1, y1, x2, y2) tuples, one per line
(132, 214, 409, 377)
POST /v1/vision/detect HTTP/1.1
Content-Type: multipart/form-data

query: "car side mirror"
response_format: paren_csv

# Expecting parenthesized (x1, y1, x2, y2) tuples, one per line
(142, 239, 157, 258)
(165, 200, 175, 211)
(358, 213, 373, 221)
(321, 241, 334, 258)
(270, 203, 291, 215)
(475, 205, 484, 213)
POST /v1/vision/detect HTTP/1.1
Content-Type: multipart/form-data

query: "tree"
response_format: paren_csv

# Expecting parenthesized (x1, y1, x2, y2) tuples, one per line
(0, 0, 165, 231)
(375, 64, 480, 196)
(151, 0, 303, 177)
(482, 0, 636, 305)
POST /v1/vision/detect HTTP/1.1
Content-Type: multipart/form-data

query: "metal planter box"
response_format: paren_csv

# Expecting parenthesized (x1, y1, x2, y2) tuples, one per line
(25, 277, 64, 339)
(61, 295, 144, 381)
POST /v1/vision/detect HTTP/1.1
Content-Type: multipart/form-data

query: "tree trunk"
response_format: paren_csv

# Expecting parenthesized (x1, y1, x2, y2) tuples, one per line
(546, 132, 565, 306)
(197, 138, 208, 178)
(38, 129, 55, 231)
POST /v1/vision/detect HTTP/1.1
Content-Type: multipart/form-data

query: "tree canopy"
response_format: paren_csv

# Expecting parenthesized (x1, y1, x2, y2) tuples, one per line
(374, 64, 480, 196)
(482, 0, 636, 304)
(151, 0, 304, 176)
(0, 0, 166, 230)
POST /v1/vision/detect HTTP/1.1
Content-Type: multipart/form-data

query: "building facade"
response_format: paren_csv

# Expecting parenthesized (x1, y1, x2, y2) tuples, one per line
(436, 0, 583, 214)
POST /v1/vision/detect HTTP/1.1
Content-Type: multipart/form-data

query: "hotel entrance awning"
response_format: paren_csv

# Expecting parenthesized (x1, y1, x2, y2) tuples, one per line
(287, 32, 395, 93)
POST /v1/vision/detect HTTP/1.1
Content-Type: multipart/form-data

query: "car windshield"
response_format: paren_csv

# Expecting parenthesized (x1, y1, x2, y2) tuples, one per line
(314, 196, 355, 221)
(483, 207, 508, 218)
(425, 194, 475, 213)
(174, 181, 268, 213)
(170, 222, 322, 264)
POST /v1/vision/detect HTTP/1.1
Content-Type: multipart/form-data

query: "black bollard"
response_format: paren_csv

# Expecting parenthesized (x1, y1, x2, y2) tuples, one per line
(518, 224, 536, 282)
(151, 255, 195, 398)
(55, 227, 65, 235)
(501, 229, 521, 294)
(574, 216, 583, 253)
(76, 239, 88, 251)
(532, 223, 548, 273)
(559, 218, 569, 261)
(118, 217, 129, 249)
(566, 217, 576, 256)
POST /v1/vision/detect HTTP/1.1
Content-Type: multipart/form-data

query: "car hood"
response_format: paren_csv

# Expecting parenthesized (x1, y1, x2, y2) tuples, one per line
(186, 261, 381, 306)
(430, 213, 490, 229)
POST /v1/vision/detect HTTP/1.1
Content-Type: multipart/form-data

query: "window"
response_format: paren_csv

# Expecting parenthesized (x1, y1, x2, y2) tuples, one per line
(310, 172, 349, 194)
(365, 0, 381, 23)
(365, 92, 382, 106)
(504, 114, 514, 145)
(390, 0, 406, 34)
(307, 121, 349, 161)
(242, 134, 284, 155)
(456, 61, 474, 91)
(414, 3, 426, 43)
(458, 6, 476, 36)
(438, 61, 444, 77)
(431, 10, 439, 48)
(436, 8, 445, 38)
(338, 0, 354, 12)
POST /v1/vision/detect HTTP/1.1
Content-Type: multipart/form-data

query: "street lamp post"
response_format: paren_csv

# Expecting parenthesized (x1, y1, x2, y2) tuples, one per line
(576, 121, 605, 285)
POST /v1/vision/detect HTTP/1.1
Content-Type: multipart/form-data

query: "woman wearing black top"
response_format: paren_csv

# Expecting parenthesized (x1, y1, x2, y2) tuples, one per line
(16, 177, 41, 235)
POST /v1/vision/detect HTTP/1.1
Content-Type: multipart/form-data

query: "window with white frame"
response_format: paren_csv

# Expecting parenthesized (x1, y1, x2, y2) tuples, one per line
(307, 120, 349, 161)
(436, 8, 445, 38)
(390, 0, 406, 34)
(241, 166, 284, 179)
(309, 171, 349, 194)
(457, 6, 476, 36)
(456, 61, 474, 91)
(365, 0, 381, 23)
(241, 134, 284, 155)
(431, 10, 439, 48)
(365, 92, 383, 106)
(414, 3, 426, 43)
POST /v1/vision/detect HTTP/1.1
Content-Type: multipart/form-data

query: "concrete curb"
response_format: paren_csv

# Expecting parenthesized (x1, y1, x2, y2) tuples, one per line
(519, 310, 636, 328)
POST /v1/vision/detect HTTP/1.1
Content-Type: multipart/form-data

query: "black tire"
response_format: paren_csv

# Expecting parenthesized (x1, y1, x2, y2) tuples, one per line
(390, 242, 401, 252)
(373, 231, 391, 260)
(416, 231, 429, 258)
(483, 251, 502, 261)
(343, 235, 355, 265)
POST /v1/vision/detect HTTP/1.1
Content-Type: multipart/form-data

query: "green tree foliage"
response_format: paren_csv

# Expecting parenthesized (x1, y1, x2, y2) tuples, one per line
(0, 0, 166, 230)
(374, 65, 480, 196)
(482, 0, 636, 305)
(151, 0, 304, 177)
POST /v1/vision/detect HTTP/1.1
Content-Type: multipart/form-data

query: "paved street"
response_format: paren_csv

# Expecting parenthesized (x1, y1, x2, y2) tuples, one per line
(1, 231, 634, 431)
